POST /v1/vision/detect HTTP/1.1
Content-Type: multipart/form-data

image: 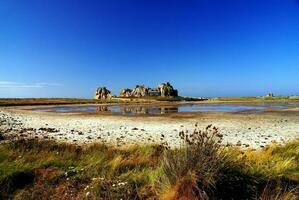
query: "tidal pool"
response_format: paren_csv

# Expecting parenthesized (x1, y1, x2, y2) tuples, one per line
(35, 102, 299, 115)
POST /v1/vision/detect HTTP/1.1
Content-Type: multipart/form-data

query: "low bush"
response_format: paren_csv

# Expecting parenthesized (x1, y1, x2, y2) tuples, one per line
(155, 125, 298, 200)
(156, 125, 228, 200)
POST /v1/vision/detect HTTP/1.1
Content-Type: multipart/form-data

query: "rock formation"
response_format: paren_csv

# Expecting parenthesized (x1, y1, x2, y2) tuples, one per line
(158, 82, 178, 97)
(94, 87, 113, 99)
(118, 82, 178, 98)
(148, 88, 160, 96)
(120, 88, 132, 97)
(266, 92, 274, 97)
(131, 85, 149, 97)
(95, 82, 177, 99)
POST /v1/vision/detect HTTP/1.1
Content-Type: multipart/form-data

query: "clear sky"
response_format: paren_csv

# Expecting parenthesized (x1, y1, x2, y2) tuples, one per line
(0, 0, 299, 98)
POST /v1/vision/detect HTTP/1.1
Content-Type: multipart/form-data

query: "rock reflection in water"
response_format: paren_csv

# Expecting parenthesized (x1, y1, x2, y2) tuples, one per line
(96, 106, 109, 112)
(37, 102, 299, 114)
(120, 106, 178, 114)
(95, 105, 178, 114)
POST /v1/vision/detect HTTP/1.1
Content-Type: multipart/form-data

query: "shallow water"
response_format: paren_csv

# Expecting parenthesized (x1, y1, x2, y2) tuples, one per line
(35, 102, 299, 115)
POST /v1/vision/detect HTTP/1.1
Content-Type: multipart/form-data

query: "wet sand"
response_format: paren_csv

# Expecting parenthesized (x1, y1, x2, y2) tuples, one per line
(1, 104, 299, 148)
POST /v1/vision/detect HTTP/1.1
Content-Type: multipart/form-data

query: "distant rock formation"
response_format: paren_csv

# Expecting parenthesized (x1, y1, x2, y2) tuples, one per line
(131, 85, 149, 97)
(120, 88, 132, 97)
(148, 88, 160, 96)
(119, 82, 178, 98)
(158, 82, 178, 97)
(266, 92, 274, 97)
(94, 87, 113, 99)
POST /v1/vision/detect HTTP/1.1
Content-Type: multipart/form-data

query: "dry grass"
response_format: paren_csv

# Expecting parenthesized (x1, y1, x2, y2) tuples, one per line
(0, 128, 298, 199)
(240, 140, 299, 179)
(258, 184, 298, 200)
(0, 98, 102, 106)
(156, 125, 227, 200)
(211, 95, 299, 102)
(0, 96, 205, 107)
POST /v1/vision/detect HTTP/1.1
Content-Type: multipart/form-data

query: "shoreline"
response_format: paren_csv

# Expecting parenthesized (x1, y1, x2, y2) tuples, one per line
(3, 99, 299, 111)
(1, 103, 298, 149)
(1, 97, 299, 107)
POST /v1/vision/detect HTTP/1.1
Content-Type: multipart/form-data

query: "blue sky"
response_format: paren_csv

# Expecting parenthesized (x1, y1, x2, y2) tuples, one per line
(0, 0, 299, 98)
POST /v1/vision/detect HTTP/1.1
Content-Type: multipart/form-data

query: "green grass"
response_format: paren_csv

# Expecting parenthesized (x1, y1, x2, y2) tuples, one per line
(210, 95, 299, 102)
(112, 96, 206, 102)
(0, 139, 162, 199)
(0, 96, 206, 107)
(0, 98, 104, 106)
(0, 134, 298, 199)
(1, 95, 297, 107)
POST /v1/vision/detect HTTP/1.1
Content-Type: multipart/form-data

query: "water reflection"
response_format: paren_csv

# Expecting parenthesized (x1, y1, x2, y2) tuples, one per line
(96, 106, 109, 112)
(95, 105, 178, 114)
(39, 102, 299, 115)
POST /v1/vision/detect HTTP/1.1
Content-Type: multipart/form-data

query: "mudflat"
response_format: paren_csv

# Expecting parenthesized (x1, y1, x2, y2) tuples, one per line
(1, 102, 298, 149)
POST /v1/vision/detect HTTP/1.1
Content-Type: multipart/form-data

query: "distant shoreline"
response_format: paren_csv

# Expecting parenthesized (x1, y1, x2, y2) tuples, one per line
(1, 96, 299, 107)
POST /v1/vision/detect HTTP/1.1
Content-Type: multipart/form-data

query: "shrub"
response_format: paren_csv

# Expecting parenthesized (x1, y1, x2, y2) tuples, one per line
(0, 129, 298, 199)
(0, 170, 34, 199)
(156, 125, 229, 200)
(0, 133, 4, 141)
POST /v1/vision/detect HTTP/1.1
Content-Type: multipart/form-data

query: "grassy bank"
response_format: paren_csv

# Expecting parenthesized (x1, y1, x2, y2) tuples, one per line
(1, 96, 298, 107)
(0, 97, 204, 107)
(113, 96, 206, 102)
(0, 98, 104, 107)
(0, 127, 298, 199)
(210, 96, 299, 102)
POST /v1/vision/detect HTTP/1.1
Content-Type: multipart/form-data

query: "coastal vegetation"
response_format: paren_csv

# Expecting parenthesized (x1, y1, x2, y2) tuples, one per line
(211, 95, 299, 102)
(1, 95, 298, 107)
(0, 97, 204, 107)
(0, 126, 298, 200)
(0, 98, 103, 107)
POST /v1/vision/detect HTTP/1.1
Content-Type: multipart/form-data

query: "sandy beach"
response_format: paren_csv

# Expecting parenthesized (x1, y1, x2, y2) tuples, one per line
(1, 104, 298, 149)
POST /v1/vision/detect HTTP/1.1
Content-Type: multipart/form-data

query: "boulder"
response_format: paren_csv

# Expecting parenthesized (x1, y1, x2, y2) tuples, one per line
(148, 88, 160, 96)
(120, 88, 132, 97)
(266, 92, 274, 97)
(94, 87, 113, 99)
(131, 85, 149, 97)
(158, 82, 178, 97)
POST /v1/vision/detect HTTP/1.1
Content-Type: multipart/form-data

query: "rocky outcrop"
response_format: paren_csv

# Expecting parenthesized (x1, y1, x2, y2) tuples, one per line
(131, 85, 149, 97)
(118, 82, 178, 98)
(148, 88, 160, 96)
(266, 92, 274, 97)
(158, 82, 178, 97)
(94, 87, 113, 99)
(120, 88, 132, 97)
(94, 82, 177, 99)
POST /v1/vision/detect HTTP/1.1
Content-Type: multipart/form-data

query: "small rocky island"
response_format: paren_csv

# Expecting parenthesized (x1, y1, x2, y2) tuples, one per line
(94, 82, 178, 99)
(94, 87, 113, 99)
